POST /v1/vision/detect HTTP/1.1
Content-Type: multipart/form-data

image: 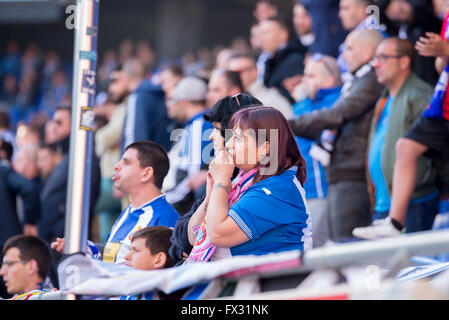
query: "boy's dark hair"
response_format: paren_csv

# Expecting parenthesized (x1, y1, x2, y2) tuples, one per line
(203, 93, 262, 139)
(131, 226, 176, 268)
(3, 235, 52, 280)
(125, 141, 169, 189)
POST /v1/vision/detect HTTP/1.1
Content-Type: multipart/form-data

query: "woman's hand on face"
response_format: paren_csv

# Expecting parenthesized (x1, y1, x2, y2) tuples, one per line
(209, 149, 235, 184)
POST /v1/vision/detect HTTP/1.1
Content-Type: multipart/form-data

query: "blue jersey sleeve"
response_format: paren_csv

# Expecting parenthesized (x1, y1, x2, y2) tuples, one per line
(228, 187, 297, 240)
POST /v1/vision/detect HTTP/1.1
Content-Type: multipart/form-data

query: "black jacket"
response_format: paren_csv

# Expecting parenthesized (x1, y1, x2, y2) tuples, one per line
(37, 140, 101, 243)
(289, 65, 384, 184)
(263, 34, 307, 104)
(0, 164, 40, 247)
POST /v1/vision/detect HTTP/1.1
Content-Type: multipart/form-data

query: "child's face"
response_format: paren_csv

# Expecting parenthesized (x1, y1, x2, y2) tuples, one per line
(124, 238, 160, 271)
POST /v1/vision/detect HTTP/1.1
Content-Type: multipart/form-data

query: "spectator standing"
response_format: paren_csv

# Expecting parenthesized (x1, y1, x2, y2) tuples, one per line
(163, 77, 213, 215)
(288, 29, 384, 242)
(382, 0, 442, 85)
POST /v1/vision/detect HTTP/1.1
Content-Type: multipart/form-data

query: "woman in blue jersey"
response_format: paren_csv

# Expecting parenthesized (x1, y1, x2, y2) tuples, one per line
(187, 106, 312, 261)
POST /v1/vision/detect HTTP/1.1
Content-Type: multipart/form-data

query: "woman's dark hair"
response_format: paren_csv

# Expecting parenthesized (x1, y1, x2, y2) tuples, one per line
(203, 93, 262, 139)
(229, 106, 307, 185)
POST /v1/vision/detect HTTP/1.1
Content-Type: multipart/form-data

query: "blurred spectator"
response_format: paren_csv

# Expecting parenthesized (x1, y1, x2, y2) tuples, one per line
(0, 138, 13, 165)
(433, 0, 449, 19)
(259, 15, 306, 104)
(206, 69, 243, 108)
(0, 110, 16, 154)
(302, 0, 348, 57)
(293, 0, 315, 49)
(0, 155, 41, 260)
(163, 77, 213, 215)
(227, 53, 293, 119)
(291, 54, 343, 247)
(40, 51, 62, 94)
(382, 0, 442, 85)
(159, 63, 184, 95)
(94, 95, 127, 243)
(97, 49, 119, 89)
(0, 235, 53, 299)
(37, 105, 101, 243)
(38, 69, 70, 116)
(215, 48, 236, 70)
(0, 40, 21, 79)
(136, 40, 156, 76)
(121, 58, 173, 153)
(249, 22, 264, 57)
(13, 144, 41, 191)
(289, 29, 384, 242)
(36, 141, 66, 243)
(338, 0, 388, 80)
(0, 74, 18, 110)
(118, 39, 135, 65)
(353, 38, 439, 239)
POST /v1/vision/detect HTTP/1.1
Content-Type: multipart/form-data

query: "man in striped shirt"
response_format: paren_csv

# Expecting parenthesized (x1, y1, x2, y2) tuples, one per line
(51, 141, 180, 264)
(163, 77, 214, 215)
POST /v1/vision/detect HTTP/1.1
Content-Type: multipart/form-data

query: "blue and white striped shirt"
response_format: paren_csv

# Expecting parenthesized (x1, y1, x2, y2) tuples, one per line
(104, 195, 179, 264)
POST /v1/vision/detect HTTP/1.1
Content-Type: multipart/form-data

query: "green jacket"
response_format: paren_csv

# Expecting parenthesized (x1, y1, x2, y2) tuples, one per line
(367, 73, 437, 209)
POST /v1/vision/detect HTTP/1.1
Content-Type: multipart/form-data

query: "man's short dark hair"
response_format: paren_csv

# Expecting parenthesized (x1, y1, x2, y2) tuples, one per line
(229, 52, 257, 66)
(389, 37, 415, 66)
(266, 14, 290, 33)
(3, 235, 52, 280)
(55, 104, 72, 114)
(39, 140, 65, 155)
(125, 141, 169, 189)
(162, 63, 184, 78)
(222, 70, 244, 92)
(131, 226, 176, 268)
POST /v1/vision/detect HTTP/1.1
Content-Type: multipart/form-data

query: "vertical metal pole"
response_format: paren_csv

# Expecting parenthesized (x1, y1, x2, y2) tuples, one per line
(64, 0, 99, 300)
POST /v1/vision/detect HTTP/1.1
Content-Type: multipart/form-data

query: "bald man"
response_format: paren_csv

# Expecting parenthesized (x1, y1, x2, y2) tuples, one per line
(289, 29, 384, 242)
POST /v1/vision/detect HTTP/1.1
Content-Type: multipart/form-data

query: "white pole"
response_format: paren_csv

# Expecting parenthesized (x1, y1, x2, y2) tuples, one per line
(64, 0, 99, 300)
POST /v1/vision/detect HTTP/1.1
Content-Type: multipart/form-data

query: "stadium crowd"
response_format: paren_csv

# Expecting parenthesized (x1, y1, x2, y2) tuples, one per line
(1, 0, 449, 300)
